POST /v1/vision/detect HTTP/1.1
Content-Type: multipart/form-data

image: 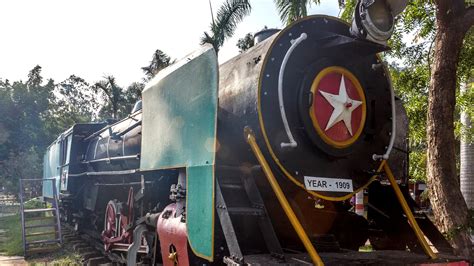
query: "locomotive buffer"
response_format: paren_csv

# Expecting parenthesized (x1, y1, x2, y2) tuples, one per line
(19, 178, 62, 257)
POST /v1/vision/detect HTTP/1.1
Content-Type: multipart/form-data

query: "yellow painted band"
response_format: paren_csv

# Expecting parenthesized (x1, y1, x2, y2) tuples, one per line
(309, 66, 367, 149)
(245, 128, 324, 266)
(383, 161, 437, 259)
(257, 15, 381, 201)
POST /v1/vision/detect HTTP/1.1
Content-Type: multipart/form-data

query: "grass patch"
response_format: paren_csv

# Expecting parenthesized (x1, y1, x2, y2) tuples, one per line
(0, 214, 23, 256)
(0, 213, 82, 265)
(27, 248, 83, 265)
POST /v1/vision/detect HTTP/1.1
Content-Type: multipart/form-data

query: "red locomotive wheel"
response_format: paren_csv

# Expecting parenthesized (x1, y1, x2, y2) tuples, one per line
(103, 200, 119, 251)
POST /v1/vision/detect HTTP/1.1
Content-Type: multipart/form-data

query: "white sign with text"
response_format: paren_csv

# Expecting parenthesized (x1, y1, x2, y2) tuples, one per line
(304, 176, 354, 193)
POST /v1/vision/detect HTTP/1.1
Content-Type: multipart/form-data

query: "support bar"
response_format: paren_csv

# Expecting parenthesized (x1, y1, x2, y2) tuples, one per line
(383, 161, 437, 259)
(244, 127, 324, 266)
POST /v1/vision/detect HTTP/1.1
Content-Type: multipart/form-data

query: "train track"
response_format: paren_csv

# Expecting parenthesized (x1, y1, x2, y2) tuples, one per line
(61, 224, 116, 266)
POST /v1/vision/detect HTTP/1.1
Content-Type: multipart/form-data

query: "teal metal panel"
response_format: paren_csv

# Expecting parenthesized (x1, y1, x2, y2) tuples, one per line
(42, 140, 61, 198)
(186, 165, 214, 260)
(141, 44, 218, 260)
(141, 45, 218, 170)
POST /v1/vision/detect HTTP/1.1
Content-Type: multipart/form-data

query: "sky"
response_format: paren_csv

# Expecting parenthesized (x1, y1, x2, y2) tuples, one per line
(0, 0, 340, 87)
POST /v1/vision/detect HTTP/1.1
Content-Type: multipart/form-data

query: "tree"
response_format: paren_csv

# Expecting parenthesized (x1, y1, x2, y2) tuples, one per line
(0, 66, 55, 194)
(47, 75, 101, 134)
(426, 0, 473, 256)
(123, 82, 145, 112)
(274, 0, 320, 25)
(94, 76, 144, 120)
(141, 49, 172, 81)
(94, 75, 124, 120)
(339, 0, 474, 255)
(236, 32, 255, 52)
(0, 149, 42, 195)
(201, 0, 251, 54)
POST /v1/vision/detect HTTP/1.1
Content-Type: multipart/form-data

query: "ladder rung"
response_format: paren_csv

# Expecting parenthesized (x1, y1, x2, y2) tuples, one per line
(25, 216, 55, 221)
(24, 208, 56, 213)
(26, 239, 61, 246)
(227, 207, 264, 216)
(26, 246, 61, 254)
(220, 183, 244, 190)
(26, 231, 57, 237)
(24, 223, 57, 229)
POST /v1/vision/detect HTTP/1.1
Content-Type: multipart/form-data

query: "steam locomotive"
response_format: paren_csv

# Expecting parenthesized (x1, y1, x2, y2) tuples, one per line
(42, 2, 456, 265)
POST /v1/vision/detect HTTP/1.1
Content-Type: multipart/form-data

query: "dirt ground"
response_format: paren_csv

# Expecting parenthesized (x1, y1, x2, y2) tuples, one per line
(0, 255, 27, 265)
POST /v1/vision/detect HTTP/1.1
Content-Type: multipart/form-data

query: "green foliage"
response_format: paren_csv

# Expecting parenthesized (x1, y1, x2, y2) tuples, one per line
(237, 32, 255, 53)
(338, 1, 472, 181)
(0, 149, 42, 194)
(386, 6, 433, 181)
(339, 0, 355, 23)
(274, 0, 320, 25)
(47, 75, 101, 136)
(0, 62, 150, 194)
(94, 76, 144, 120)
(141, 49, 172, 81)
(24, 197, 46, 210)
(201, 0, 251, 54)
(0, 66, 56, 193)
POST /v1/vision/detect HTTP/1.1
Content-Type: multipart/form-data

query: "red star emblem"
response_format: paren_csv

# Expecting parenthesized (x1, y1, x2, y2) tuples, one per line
(310, 67, 366, 148)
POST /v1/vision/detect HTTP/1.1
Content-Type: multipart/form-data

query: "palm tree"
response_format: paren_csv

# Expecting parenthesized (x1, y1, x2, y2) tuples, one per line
(94, 75, 124, 119)
(201, 0, 251, 55)
(141, 49, 172, 81)
(274, 0, 320, 25)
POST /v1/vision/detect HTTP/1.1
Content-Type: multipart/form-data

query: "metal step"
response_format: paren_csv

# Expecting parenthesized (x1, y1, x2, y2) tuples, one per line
(220, 183, 244, 190)
(24, 216, 55, 221)
(24, 208, 56, 213)
(26, 246, 61, 254)
(25, 231, 57, 237)
(24, 223, 57, 229)
(227, 207, 264, 216)
(19, 178, 62, 257)
(26, 238, 61, 246)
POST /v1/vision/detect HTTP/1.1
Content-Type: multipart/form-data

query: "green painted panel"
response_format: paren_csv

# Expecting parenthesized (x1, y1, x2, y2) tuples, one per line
(140, 44, 218, 260)
(141, 45, 218, 170)
(187, 165, 214, 260)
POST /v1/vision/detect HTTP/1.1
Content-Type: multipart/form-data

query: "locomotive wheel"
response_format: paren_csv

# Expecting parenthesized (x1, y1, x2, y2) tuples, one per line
(103, 200, 120, 251)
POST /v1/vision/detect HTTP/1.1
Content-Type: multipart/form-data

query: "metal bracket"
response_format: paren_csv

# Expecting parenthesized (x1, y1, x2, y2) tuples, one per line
(126, 224, 148, 266)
